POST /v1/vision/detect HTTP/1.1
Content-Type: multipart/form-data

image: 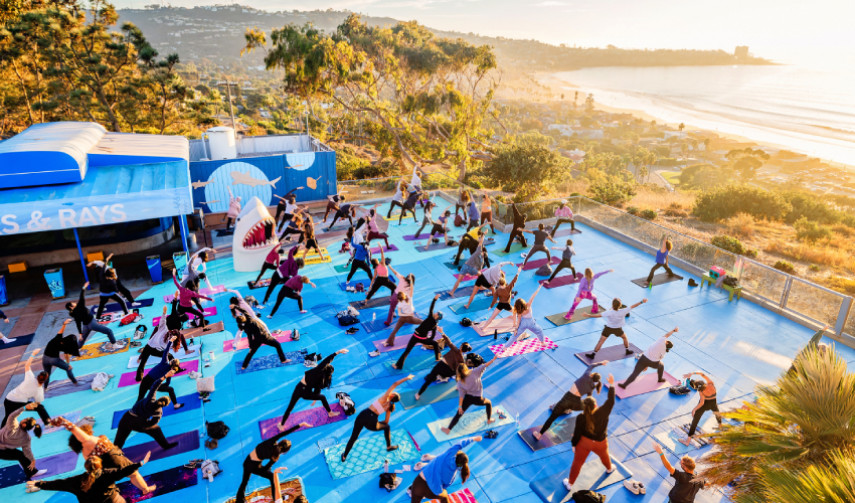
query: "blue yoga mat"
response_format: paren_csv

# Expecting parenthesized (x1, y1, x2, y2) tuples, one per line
(235, 350, 307, 374)
(0, 333, 34, 350)
(449, 295, 494, 314)
(323, 429, 418, 480)
(89, 298, 154, 314)
(0, 451, 78, 489)
(530, 457, 631, 502)
(111, 393, 202, 429)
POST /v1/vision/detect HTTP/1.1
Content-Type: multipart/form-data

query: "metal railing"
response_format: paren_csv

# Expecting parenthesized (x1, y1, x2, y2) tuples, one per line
(336, 173, 855, 343)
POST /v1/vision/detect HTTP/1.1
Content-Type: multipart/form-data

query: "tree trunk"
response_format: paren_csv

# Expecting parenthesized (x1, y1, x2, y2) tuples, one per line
(11, 61, 35, 125)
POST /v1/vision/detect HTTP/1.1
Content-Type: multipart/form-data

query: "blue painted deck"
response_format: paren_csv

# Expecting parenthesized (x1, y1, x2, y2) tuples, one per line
(6, 196, 855, 503)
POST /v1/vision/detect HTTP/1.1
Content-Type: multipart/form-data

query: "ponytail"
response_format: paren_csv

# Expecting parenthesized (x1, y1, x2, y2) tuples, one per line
(81, 455, 103, 492)
(456, 451, 470, 482)
(456, 363, 470, 383)
(582, 397, 597, 435)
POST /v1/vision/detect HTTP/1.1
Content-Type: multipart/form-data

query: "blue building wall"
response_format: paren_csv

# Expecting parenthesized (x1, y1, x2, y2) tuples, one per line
(189, 151, 336, 214)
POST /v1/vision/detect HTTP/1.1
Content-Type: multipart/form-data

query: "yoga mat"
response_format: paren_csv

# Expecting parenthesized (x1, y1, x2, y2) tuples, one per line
(453, 271, 480, 281)
(127, 347, 197, 369)
(111, 393, 202, 429)
(519, 418, 575, 451)
(361, 317, 391, 333)
(44, 373, 99, 399)
(399, 380, 457, 409)
(349, 296, 392, 309)
(614, 371, 680, 399)
(382, 352, 436, 373)
(162, 285, 225, 302)
(654, 425, 711, 455)
(449, 296, 494, 314)
(418, 241, 453, 252)
(0, 333, 34, 350)
(473, 316, 515, 337)
(89, 298, 154, 314)
(551, 227, 581, 238)
(179, 321, 225, 339)
(72, 338, 131, 361)
(574, 343, 643, 366)
(247, 278, 270, 289)
(404, 232, 444, 241)
(0, 451, 78, 488)
(117, 359, 199, 388)
(324, 429, 418, 480)
(489, 336, 557, 358)
(258, 403, 347, 440)
(427, 405, 515, 441)
(530, 458, 631, 501)
(235, 350, 307, 374)
(540, 273, 582, 288)
(371, 333, 414, 353)
(117, 465, 198, 503)
(518, 256, 560, 271)
(436, 285, 475, 300)
(223, 330, 294, 352)
(224, 477, 304, 503)
(152, 306, 216, 325)
(492, 243, 526, 256)
(370, 244, 399, 253)
(338, 279, 372, 291)
(95, 311, 133, 325)
(37, 410, 81, 435)
(429, 488, 477, 503)
(545, 306, 598, 326)
(122, 431, 200, 463)
(631, 273, 684, 288)
(333, 263, 350, 273)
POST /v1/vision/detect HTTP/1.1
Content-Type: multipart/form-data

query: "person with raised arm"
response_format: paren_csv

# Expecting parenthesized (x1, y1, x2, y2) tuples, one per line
(0, 403, 46, 480)
(392, 294, 445, 369)
(563, 268, 613, 320)
(182, 247, 215, 290)
(340, 375, 415, 463)
(532, 361, 608, 441)
(27, 451, 152, 502)
(653, 441, 706, 503)
(172, 268, 213, 327)
(562, 374, 617, 492)
(441, 352, 499, 435)
(679, 371, 722, 446)
(480, 266, 521, 328)
(408, 436, 482, 502)
(2, 348, 50, 428)
(65, 282, 117, 346)
(114, 377, 179, 450)
(583, 297, 648, 361)
(499, 284, 547, 355)
(278, 349, 349, 427)
(224, 187, 242, 231)
(41, 319, 80, 389)
(618, 327, 678, 389)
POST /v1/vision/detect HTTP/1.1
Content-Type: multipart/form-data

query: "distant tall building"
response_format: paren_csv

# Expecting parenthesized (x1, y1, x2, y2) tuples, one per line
(734, 46, 750, 59)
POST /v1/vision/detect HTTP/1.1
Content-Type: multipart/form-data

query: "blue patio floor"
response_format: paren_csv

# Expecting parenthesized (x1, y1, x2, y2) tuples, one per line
(4, 196, 854, 503)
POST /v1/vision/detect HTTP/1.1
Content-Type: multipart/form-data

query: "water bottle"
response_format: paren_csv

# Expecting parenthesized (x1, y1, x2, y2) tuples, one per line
(384, 458, 390, 473)
(208, 350, 215, 361)
(373, 312, 377, 322)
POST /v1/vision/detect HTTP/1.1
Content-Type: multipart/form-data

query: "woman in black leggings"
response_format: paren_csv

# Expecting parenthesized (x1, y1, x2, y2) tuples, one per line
(441, 353, 499, 435)
(269, 275, 315, 316)
(364, 248, 396, 301)
(341, 375, 413, 462)
(503, 203, 528, 253)
(236, 310, 289, 370)
(235, 421, 309, 503)
(547, 239, 577, 282)
(90, 255, 132, 319)
(279, 349, 349, 426)
(415, 336, 471, 400)
(680, 371, 721, 446)
(413, 201, 436, 239)
(346, 240, 373, 284)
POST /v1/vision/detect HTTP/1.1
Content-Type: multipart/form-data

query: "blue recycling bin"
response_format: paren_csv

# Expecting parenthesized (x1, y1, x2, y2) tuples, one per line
(173, 252, 187, 280)
(44, 267, 65, 299)
(0, 274, 7, 306)
(146, 255, 163, 284)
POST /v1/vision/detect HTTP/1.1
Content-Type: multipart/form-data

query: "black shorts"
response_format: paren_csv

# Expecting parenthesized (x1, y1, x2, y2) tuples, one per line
(475, 275, 492, 289)
(305, 238, 319, 250)
(602, 326, 625, 338)
(496, 302, 512, 311)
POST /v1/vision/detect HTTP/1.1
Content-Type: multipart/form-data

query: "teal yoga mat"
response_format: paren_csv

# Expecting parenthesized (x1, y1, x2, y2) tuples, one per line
(399, 380, 457, 409)
(427, 405, 515, 441)
(449, 295, 494, 314)
(324, 429, 418, 479)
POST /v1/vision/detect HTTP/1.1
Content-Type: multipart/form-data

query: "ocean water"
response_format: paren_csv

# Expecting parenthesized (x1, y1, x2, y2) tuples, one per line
(554, 65, 855, 166)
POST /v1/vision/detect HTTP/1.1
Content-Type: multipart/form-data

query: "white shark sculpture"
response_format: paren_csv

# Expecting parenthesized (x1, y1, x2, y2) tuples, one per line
(232, 196, 279, 272)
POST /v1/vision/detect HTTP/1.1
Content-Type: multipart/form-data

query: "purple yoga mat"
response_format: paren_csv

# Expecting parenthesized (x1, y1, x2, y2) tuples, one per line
(574, 343, 643, 366)
(613, 371, 680, 399)
(118, 465, 198, 503)
(152, 307, 216, 325)
(258, 403, 347, 440)
(121, 431, 200, 463)
(518, 256, 560, 271)
(35, 451, 78, 479)
(372, 332, 414, 352)
(117, 359, 199, 388)
(403, 233, 444, 241)
(370, 244, 399, 253)
(540, 272, 582, 288)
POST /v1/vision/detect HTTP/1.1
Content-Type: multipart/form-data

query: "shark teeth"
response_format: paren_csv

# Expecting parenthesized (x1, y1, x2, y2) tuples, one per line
(242, 218, 277, 249)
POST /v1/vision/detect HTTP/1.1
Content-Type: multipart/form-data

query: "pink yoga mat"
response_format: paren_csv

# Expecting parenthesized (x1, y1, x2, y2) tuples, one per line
(540, 272, 582, 288)
(372, 333, 414, 352)
(152, 307, 216, 325)
(258, 403, 347, 440)
(117, 360, 199, 388)
(518, 256, 560, 271)
(613, 371, 680, 399)
(489, 336, 557, 358)
(223, 330, 294, 352)
(163, 285, 225, 302)
(473, 316, 515, 337)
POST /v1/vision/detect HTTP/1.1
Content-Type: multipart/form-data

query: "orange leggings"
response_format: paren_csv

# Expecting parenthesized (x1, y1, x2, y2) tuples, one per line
(568, 436, 612, 484)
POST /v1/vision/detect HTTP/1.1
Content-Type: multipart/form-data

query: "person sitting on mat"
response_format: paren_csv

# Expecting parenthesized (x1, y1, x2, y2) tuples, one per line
(414, 335, 472, 401)
(551, 200, 576, 236)
(66, 282, 117, 347)
(114, 377, 179, 450)
(619, 327, 678, 389)
(563, 268, 612, 320)
(562, 373, 617, 492)
(340, 375, 414, 462)
(41, 319, 80, 389)
(2, 348, 50, 428)
(408, 435, 482, 502)
(520, 223, 556, 266)
(28, 450, 151, 502)
(0, 404, 46, 480)
(441, 352, 499, 435)
(503, 203, 528, 253)
(457, 261, 514, 311)
(679, 371, 722, 446)
(653, 441, 706, 503)
(583, 297, 648, 361)
(136, 338, 184, 409)
(392, 294, 444, 370)
(646, 236, 676, 287)
(279, 349, 349, 427)
(547, 240, 577, 283)
(532, 361, 608, 441)
(499, 284, 547, 355)
(236, 308, 290, 369)
(236, 421, 310, 503)
(480, 266, 521, 328)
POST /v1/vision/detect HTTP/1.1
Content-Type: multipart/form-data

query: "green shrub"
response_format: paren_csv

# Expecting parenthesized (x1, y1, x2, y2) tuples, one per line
(774, 260, 796, 274)
(808, 264, 820, 272)
(783, 191, 841, 225)
(640, 209, 657, 221)
(626, 206, 640, 216)
(793, 217, 832, 243)
(711, 235, 746, 255)
(588, 173, 637, 207)
(745, 248, 758, 258)
(693, 185, 791, 222)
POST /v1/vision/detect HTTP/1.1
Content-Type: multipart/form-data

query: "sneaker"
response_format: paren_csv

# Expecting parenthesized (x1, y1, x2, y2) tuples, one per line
(33, 469, 48, 478)
(625, 349, 634, 356)
(623, 480, 645, 495)
(606, 465, 616, 474)
(617, 383, 627, 389)
(368, 350, 381, 357)
(585, 352, 596, 360)
(562, 478, 572, 491)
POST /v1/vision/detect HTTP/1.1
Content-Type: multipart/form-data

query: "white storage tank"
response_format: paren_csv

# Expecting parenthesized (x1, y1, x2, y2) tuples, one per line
(205, 126, 237, 160)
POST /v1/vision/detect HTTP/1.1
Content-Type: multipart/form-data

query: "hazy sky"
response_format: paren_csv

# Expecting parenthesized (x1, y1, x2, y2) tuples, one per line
(115, 0, 854, 66)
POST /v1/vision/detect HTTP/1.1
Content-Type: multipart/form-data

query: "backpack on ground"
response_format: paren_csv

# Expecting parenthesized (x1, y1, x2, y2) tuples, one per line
(454, 214, 465, 227)
(379, 472, 400, 491)
(120, 312, 142, 326)
(535, 264, 553, 276)
(336, 306, 360, 326)
(572, 489, 606, 503)
(670, 385, 691, 395)
(206, 421, 230, 440)
(336, 391, 356, 416)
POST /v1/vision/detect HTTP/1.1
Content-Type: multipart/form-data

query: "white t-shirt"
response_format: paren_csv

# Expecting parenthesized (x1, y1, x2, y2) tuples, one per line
(398, 299, 415, 317)
(602, 307, 631, 329)
(6, 370, 44, 403)
(148, 317, 170, 351)
(644, 335, 669, 361)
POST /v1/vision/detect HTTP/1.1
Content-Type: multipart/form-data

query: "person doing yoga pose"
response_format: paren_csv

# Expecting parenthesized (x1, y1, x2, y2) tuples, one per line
(392, 294, 444, 369)
(547, 240, 577, 282)
(66, 283, 117, 347)
(324, 193, 345, 222)
(235, 421, 310, 503)
(365, 207, 391, 249)
(345, 239, 372, 285)
(2, 349, 50, 428)
(181, 247, 214, 290)
(41, 319, 80, 389)
(653, 441, 706, 503)
(480, 266, 521, 328)
(254, 244, 282, 286)
(520, 223, 555, 265)
(562, 374, 617, 492)
(172, 269, 212, 327)
(300, 219, 326, 262)
(679, 371, 721, 446)
(551, 201, 576, 236)
(563, 269, 613, 319)
(136, 304, 191, 382)
(268, 274, 315, 316)
(340, 375, 414, 462)
(236, 308, 290, 369)
(90, 255, 133, 319)
(646, 237, 676, 287)
(136, 341, 184, 409)
(115, 377, 179, 450)
(397, 185, 422, 225)
(28, 451, 151, 503)
(618, 327, 678, 389)
(0, 404, 46, 480)
(532, 361, 607, 441)
(583, 297, 648, 361)
(499, 284, 547, 355)
(452, 227, 489, 269)
(479, 191, 496, 234)
(362, 248, 396, 302)
(414, 335, 472, 401)
(441, 352, 499, 435)
(386, 181, 406, 219)
(279, 349, 349, 427)
(503, 203, 528, 252)
(456, 261, 514, 311)
(408, 436, 481, 503)
(261, 246, 304, 307)
(224, 188, 242, 231)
